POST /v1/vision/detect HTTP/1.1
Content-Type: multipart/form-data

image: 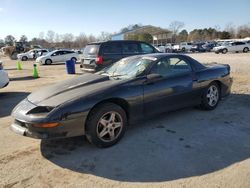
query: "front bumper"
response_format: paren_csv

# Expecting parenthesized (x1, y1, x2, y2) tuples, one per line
(10, 98, 87, 139)
(10, 117, 86, 139)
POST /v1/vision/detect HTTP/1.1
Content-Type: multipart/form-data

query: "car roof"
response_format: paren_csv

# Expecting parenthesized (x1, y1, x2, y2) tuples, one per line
(125, 53, 191, 60)
(87, 40, 150, 45)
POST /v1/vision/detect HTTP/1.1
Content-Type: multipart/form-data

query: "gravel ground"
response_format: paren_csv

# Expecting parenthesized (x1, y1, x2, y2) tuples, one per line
(0, 52, 250, 188)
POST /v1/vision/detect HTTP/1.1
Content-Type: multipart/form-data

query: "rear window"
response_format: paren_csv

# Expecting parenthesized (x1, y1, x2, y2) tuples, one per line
(84, 45, 99, 55)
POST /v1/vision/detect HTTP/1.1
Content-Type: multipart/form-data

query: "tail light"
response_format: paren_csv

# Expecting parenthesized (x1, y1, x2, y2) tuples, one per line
(96, 56, 103, 65)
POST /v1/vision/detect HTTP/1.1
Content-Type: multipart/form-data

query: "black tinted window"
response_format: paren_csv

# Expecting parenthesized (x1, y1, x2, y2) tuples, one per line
(122, 43, 139, 54)
(102, 43, 122, 54)
(151, 57, 191, 77)
(140, 43, 154, 53)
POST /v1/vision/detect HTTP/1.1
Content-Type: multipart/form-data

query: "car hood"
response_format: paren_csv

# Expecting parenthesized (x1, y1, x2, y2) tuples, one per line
(28, 73, 120, 107)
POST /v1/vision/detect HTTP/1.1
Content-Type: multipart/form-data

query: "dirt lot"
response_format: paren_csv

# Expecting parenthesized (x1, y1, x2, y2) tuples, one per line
(0, 52, 250, 188)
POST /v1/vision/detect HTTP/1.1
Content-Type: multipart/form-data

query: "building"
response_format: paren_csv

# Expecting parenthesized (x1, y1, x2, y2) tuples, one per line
(111, 25, 172, 45)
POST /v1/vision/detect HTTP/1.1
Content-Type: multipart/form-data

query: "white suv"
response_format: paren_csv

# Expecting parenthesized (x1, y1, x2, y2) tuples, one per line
(36, 50, 79, 65)
(17, 49, 49, 61)
(213, 41, 250, 54)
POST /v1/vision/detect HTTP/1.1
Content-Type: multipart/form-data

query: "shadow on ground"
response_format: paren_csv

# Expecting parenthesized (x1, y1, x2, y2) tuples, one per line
(10, 76, 38, 81)
(0, 92, 30, 118)
(38, 93, 250, 182)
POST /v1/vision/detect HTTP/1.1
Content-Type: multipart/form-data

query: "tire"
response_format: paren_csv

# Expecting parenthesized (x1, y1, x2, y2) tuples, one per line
(215, 51, 219, 54)
(85, 103, 127, 148)
(21, 56, 28, 61)
(45, 59, 52, 65)
(200, 82, 220, 110)
(222, 48, 228, 54)
(71, 57, 77, 62)
(181, 47, 186, 52)
(243, 47, 249, 53)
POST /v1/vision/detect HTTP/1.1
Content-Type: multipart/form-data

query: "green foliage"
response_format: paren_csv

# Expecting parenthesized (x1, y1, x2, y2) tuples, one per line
(126, 33, 153, 43)
(5, 35, 16, 46)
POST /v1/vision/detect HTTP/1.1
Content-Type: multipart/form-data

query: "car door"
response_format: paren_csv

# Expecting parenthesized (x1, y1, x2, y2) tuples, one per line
(143, 56, 195, 116)
(122, 42, 140, 58)
(50, 51, 62, 62)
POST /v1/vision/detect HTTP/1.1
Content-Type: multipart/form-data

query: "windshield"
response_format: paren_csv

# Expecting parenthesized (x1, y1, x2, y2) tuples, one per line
(100, 56, 156, 80)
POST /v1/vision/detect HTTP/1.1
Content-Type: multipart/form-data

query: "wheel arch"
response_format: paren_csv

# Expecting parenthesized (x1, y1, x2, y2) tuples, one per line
(86, 97, 130, 123)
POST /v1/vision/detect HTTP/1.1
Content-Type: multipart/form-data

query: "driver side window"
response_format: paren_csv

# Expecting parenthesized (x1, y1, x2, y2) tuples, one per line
(151, 57, 191, 77)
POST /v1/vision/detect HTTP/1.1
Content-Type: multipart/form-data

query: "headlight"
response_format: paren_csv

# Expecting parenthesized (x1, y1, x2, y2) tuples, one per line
(26, 106, 54, 117)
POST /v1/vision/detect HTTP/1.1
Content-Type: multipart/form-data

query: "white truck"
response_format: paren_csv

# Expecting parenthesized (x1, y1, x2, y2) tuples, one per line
(173, 42, 193, 52)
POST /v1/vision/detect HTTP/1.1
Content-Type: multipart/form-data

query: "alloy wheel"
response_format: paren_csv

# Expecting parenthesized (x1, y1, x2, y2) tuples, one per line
(206, 85, 219, 107)
(96, 111, 123, 142)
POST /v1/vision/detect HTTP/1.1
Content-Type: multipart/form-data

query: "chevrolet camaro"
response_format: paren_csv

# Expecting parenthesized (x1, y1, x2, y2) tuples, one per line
(11, 54, 233, 147)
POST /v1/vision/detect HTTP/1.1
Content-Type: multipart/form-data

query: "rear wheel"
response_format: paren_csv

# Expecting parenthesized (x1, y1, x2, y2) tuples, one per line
(243, 47, 249, 53)
(71, 57, 77, 62)
(85, 103, 127, 148)
(201, 82, 220, 110)
(45, 59, 52, 65)
(21, 56, 28, 61)
(222, 48, 228, 54)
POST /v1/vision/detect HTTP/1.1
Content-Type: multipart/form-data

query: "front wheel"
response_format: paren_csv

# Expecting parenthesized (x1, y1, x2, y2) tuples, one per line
(222, 48, 228, 54)
(45, 59, 52, 65)
(201, 82, 220, 110)
(243, 47, 249, 53)
(71, 57, 77, 62)
(85, 103, 127, 148)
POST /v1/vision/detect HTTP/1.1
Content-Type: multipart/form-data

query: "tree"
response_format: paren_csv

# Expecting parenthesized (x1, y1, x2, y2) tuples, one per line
(218, 31, 231, 39)
(46, 30, 55, 43)
(0, 39, 5, 48)
(61, 33, 74, 48)
(98, 31, 112, 41)
(177, 29, 188, 42)
(138, 33, 153, 43)
(237, 24, 250, 38)
(4, 35, 16, 46)
(39, 32, 45, 39)
(19, 35, 28, 43)
(169, 21, 185, 42)
(225, 23, 236, 38)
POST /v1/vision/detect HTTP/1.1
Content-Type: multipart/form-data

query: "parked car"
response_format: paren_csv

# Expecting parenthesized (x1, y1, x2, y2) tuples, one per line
(36, 50, 79, 65)
(190, 43, 206, 52)
(17, 49, 49, 61)
(11, 53, 232, 148)
(0, 61, 9, 88)
(202, 43, 216, 52)
(173, 42, 193, 52)
(80, 40, 159, 72)
(213, 41, 250, 54)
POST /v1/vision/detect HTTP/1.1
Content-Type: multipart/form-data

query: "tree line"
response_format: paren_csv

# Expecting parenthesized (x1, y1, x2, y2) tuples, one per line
(1, 22, 250, 49)
(0, 31, 112, 49)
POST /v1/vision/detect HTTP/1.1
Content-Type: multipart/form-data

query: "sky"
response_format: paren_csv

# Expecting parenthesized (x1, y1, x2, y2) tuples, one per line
(0, 0, 249, 40)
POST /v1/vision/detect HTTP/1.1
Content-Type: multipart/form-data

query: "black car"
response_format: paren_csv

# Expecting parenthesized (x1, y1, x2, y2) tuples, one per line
(202, 43, 217, 52)
(11, 54, 232, 148)
(190, 43, 206, 52)
(80, 40, 159, 72)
